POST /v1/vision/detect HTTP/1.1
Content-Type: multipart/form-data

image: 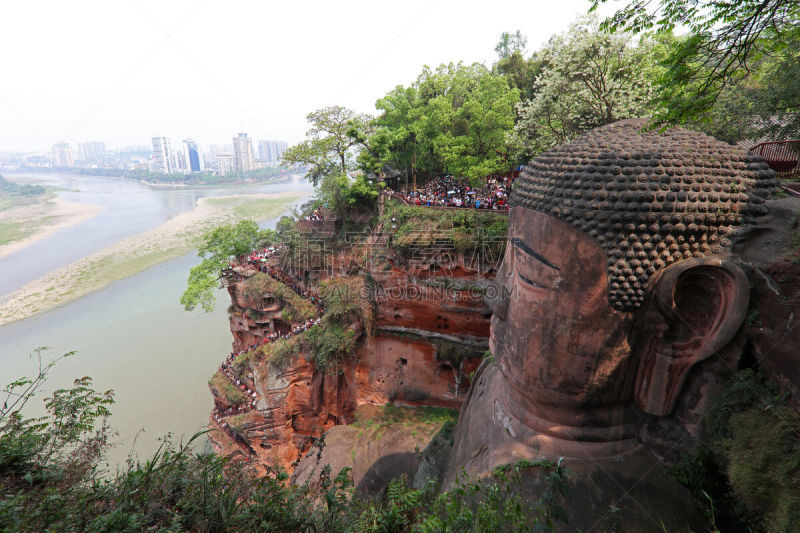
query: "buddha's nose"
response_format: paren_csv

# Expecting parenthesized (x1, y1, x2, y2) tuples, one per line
(484, 278, 509, 321)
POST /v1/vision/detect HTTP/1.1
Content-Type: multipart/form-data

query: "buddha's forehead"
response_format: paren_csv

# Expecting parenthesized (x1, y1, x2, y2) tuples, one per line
(511, 118, 777, 311)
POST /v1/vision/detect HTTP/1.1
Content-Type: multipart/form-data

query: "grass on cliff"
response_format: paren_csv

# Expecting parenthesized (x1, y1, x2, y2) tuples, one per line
(352, 405, 459, 441)
(208, 371, 247, 405)
(1, 354, 571, 532)
(242, 272, 317, 323)
(304, 277, 372, 374)
(669, 370, 800, 532)
(269, 335, 303, 370)
(234, 276, 371, 375)
(319, 276, 373, 333)
(381, 198, 508, 259)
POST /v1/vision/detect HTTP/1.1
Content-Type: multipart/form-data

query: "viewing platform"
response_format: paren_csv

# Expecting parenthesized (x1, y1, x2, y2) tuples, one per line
(295, 218, 339, 237)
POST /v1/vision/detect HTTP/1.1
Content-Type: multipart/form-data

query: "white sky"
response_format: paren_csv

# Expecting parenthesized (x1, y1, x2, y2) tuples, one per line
(0, 0, 619, 152)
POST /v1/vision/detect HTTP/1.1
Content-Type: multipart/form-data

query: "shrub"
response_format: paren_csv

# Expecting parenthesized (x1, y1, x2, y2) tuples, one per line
(671, 370, 800, 532)
(243, 272, 317, 322)
(1, 354, 572, 532)
(381, 199, 507, 259)
(304, 323, 357, 374)
(208, 371, 247, 405)
(270, 335, 303, 370)
(349, 459, 569, 532)
(319, 277, 372, 332)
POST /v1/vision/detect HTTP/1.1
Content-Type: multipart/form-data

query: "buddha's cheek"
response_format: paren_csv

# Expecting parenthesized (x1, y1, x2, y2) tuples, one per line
(499, 296, 555, 382)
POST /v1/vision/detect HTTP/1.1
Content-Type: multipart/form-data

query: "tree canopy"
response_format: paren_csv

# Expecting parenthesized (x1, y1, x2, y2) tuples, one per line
(180, 220, 276, 312)
(0, 175, 46, 197)
(358, 62, 520, 187)
(512, 18, 657, 158)
(495, 30, 528, 59)
(591, 0, 800, 133)
(281, 106, 370, 186)
(316, 173, 379, 219)
(493, 51, 544, 101)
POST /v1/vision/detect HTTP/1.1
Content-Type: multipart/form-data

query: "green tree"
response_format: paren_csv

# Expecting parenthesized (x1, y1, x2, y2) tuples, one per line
(180, 220, 276, 312)
(591, 0, 800, 131)
(495, 30, 528, 59)
(282, 106, 371, 185)
(375, 83, 438, 189)
(316, 173, 379, 219)
(427, 63, 520, 183)
(693, 49, 800, 143)
(0, 176, 46, 197)
(363, 63, 520, 187)
(513, 17, 656, 158)
(493, 51, 546, 101)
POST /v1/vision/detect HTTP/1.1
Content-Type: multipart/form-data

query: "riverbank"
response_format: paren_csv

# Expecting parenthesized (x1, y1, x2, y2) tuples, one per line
(139, 176, 292, 189)
(7, 167, 296, 188)
(0, 197, 104, 259)
(0, 191, 306, 325)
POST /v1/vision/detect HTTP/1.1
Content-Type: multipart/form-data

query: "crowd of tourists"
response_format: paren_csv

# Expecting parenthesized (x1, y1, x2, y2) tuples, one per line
(306, 208, 326, 221)
(389, 174, 512, 210)
(212, 244, 326, 456)
(212, 410, 257, 456)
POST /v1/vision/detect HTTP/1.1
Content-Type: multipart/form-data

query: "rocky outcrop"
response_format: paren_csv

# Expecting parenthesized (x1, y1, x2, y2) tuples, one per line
(736, 197, 800, 409)
(292, 405, 456, 495)
(207, 227, 499, 473)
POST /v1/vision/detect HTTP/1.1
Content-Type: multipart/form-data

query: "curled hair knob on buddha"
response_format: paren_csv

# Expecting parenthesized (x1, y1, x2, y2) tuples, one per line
(513, 118, 777, 311)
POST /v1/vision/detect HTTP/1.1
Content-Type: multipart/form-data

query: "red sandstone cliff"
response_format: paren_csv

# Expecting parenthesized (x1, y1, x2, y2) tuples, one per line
(207, 226, 497, 472)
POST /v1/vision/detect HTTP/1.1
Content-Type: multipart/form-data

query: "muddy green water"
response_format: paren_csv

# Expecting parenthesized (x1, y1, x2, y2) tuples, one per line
(0, 176, 311, 469)
(0, 252, 232, 469)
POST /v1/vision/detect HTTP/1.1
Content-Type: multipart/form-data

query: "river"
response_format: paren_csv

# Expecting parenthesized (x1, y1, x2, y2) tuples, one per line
(0, 172, 312, 469)
(0, 173, 310, 297)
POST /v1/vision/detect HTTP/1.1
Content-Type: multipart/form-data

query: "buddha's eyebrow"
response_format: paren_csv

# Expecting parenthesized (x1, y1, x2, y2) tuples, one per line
(511, 238, 560, 271)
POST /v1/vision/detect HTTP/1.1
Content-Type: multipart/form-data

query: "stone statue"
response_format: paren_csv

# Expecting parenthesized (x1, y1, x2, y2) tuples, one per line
(444, 119, 777, 530)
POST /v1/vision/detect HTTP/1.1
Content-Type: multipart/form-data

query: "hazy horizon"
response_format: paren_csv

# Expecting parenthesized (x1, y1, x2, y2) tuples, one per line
(1, 0, 614, 152)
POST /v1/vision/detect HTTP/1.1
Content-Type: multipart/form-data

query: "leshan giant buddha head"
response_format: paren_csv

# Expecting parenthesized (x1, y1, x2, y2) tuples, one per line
(444, 119, 777, 530)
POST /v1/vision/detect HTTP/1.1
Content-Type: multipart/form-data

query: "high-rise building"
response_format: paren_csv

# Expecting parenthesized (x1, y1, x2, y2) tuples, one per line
(217, 154, 235, 177)
(51, 142, 74, 167)
(257, 140, 289, 164)
(232, 133, 253, 173)
(151, 136, 172, 174)
(77, 141, 106, 164)
(257, 140, 269, 162)
(205, 144, 232, 169)
(182, 139, 203, 172)
(170, 149, 187, 173)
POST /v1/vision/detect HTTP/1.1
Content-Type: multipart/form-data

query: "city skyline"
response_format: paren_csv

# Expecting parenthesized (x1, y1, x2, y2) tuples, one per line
(0, 131, 289, 174)
(6, 133, 289, 157)
(0, 0, 615, 152)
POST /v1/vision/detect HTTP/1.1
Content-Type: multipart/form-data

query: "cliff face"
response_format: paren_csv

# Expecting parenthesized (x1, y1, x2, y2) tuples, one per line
(208, 229, 497, 471)
(737, 197, 800, 409)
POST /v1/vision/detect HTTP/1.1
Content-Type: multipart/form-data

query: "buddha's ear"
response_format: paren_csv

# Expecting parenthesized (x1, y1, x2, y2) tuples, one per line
(634, 258, 749, 416)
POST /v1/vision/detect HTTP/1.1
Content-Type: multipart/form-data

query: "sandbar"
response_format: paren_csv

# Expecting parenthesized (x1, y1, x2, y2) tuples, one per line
(0, 191, 306, 325)
(0, 198, 104, 259)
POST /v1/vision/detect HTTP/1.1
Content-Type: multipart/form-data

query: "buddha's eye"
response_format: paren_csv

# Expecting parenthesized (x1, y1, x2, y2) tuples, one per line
(519, 272, 548, 289)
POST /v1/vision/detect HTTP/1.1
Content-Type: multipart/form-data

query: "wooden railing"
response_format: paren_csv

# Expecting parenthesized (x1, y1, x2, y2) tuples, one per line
(749, 140, 800, 178)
